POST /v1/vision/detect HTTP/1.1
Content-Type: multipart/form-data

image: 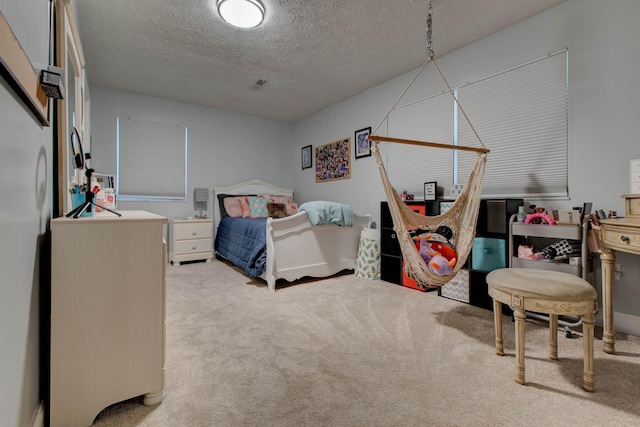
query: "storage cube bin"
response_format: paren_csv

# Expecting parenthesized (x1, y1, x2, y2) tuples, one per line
(440, 269, 470, 303)
(471, 237, 506, 272)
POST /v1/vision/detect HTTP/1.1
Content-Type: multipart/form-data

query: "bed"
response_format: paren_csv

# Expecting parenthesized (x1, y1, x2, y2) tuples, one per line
(214, 179, 371, 291)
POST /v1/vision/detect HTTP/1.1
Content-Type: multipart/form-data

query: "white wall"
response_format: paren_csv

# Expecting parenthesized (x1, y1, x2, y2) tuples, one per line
(90, 86, 294, 220)
(0, 1, 52, 426)
(292, 0, 640, 332)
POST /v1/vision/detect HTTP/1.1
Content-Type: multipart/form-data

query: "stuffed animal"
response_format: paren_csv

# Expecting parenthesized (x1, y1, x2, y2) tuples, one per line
(413, 226, 458, 276)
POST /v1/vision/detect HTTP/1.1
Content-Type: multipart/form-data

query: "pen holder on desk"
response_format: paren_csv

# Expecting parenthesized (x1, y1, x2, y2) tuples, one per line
(70, 193, 93, 217)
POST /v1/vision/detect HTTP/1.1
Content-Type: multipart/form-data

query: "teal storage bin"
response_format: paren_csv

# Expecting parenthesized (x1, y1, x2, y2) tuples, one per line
(471, 237, 506, 272)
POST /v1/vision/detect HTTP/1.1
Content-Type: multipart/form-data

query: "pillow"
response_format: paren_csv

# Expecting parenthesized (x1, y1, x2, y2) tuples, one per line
(248, 196, 269, 218)
(217, 193, 255, 218)
(270, 195, 298, 216)
(239, 197, 251, 218)
(223, 197, 244, 217)
(286, 201, 298, 216)
(267, 202, 288, 218)
(270, 195, 293, 204)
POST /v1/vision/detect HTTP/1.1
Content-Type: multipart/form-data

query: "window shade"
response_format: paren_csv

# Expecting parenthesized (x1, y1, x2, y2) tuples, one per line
(117, 117, 188, 200)
(384, 50, 568, 199)
(387, 91, 454, 196)
(456, 50, 568, 198)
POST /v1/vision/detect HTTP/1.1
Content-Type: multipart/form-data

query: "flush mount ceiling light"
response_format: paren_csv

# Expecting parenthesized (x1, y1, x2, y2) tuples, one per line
(217, 0, 265, 28)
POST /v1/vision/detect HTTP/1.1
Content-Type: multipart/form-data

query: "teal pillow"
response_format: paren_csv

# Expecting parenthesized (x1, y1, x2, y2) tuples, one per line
(248, 197, 269, 218)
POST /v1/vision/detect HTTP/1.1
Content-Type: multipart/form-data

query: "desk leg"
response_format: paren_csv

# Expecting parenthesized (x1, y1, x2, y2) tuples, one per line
(600, 248, 616, 354)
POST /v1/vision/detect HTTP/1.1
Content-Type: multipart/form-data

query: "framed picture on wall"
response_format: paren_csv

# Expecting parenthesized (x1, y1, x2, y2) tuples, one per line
(354, 127, 372, 159)
(315, 138, 351, 182)
(301, 145, 312, 169)
(424, 181, 437, 201)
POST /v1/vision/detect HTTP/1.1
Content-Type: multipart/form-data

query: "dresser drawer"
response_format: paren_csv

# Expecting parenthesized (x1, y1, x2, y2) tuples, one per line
(601, 224, 640, 255)
(173, 221, 212, 240)
(174, 238, 213, 255)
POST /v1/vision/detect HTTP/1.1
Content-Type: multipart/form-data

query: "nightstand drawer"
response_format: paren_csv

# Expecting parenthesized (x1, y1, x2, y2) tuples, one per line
(174, 238, 213, 255)
(173, 222, 212, 240)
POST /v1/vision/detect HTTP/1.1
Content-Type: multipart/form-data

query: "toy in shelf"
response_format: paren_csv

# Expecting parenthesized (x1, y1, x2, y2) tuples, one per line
(413, 226, 457, 276)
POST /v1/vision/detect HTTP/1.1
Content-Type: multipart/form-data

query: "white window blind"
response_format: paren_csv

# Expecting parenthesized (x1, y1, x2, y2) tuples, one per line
(385, 49, 568, 199)
(117, 117, 188, 200)
(387, 91, 454, 196)
(457, 50, 568, 198)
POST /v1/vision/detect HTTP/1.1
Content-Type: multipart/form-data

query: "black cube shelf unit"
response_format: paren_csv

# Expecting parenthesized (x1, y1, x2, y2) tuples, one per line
(380, 198, 522, 311)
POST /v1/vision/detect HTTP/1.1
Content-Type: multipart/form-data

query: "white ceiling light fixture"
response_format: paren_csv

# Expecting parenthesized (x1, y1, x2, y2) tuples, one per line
(217, 0, 265, 28)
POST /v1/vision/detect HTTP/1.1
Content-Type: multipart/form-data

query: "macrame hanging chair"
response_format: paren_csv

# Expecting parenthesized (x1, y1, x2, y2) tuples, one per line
(369, 2, 489, 289)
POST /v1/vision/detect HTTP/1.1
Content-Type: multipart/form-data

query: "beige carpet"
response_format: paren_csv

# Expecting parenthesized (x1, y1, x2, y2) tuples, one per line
(93, 260, 640, 426)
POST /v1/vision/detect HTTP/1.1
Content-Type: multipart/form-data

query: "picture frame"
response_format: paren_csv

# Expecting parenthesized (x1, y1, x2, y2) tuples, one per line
(315, 138, 351, 182)
(0, 12, 49, 126)
(301, 145, 312, 169)
(424, 181, 437, 201)
(354, 127, 372, 159)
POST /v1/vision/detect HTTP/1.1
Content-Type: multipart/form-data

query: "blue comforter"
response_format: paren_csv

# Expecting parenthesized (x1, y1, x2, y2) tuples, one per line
(215, 217, 267, 277)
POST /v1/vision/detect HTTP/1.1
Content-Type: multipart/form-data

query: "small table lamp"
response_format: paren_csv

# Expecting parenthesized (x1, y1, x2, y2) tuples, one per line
(194, 188, 209, 218)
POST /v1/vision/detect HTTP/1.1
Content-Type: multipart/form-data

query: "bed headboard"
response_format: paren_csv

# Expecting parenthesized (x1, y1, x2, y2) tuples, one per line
(213, 179, 294, 231)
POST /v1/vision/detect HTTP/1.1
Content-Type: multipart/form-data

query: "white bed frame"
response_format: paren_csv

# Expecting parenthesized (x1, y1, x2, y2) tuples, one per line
(214, 179, 371, 291)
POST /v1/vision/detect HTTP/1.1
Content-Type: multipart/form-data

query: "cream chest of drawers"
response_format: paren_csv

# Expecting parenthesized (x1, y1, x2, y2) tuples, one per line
(50, 211, 167, 427)
(169, 218, 214, 265)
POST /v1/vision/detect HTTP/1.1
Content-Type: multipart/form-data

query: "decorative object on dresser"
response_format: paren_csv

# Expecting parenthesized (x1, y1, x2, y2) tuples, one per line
(50, 211, 168, 427)
(214, 179, 370, 291)
(424, 181, 437, 201)
(169, 218, 214, 266)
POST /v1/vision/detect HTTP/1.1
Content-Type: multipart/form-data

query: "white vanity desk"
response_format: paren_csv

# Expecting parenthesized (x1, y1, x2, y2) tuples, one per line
(598, 194, 640, 354)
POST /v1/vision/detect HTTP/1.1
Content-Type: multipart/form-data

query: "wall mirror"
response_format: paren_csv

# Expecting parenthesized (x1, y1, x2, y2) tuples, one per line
(56, 0, 86, 216)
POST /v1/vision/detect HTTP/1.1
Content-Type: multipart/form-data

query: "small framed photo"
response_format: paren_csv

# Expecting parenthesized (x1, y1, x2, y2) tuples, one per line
(424, 181, 437, 201)
(354, 127, 372, 159)
(301, 145, 312, 169)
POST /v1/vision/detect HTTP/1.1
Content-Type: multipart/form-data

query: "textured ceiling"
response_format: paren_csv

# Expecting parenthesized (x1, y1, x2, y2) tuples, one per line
(76, 0, 565, 122)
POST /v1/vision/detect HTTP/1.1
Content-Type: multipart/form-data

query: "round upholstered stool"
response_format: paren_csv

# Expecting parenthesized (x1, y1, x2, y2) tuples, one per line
(486, 268, 598, 392)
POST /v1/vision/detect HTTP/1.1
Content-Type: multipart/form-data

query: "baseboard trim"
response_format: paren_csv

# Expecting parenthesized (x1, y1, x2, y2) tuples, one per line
(32, 401, 45, 427)
(614, 311, 640, 337)
(595, 310, 640, 337)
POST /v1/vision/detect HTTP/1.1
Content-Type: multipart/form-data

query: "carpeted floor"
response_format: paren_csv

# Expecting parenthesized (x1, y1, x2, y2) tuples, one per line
(93, 259, 640, 426)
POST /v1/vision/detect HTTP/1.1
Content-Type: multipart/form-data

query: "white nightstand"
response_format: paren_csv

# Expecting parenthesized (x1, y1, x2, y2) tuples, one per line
(169, 218, 213, 266)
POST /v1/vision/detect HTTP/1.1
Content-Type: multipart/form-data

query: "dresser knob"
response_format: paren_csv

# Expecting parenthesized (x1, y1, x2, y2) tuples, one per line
(192, 231, 197, 236)
(192, 246, 197, 250)
(620, 235, 630, 243)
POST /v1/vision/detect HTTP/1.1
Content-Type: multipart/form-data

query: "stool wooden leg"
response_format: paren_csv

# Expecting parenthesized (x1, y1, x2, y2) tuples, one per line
(493, 299, 504, 356)
(582, 312, 595, 392)
(514, 307, 526, 385)
(549, 314, 558, 360)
